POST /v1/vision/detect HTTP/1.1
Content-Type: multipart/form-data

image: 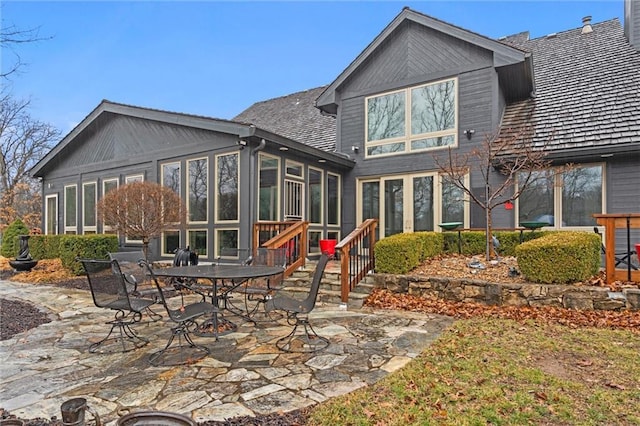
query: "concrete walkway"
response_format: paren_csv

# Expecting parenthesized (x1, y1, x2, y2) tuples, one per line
(0, 280, 454, 424)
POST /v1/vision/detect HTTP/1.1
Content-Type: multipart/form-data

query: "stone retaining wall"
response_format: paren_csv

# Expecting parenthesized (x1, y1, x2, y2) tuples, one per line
(369, 274, 640, 311)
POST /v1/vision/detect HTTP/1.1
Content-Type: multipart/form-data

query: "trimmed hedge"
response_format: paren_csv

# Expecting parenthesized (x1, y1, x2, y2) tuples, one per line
(515, 231, 601, 284)
(1, 219, 30, 258)
(375, 232, 444, 274)
(28, 235, 65, 260)
(59, 235, 119, 275)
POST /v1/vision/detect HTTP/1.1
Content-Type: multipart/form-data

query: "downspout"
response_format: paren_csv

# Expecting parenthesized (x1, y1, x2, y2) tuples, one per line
(249, 138, 267, 248)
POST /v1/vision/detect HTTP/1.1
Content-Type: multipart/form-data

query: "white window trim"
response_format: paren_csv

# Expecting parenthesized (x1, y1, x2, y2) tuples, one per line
(45, 194, 58, 235)
(258, 153, 281, 221)
(285, 159, 304, 179)
(187, 157, 209, 224)
(215, 228, 240, 259)
(64, 184, 77, 234)
(215, 152, 240, 224)
(161, 161, 181, 194)
(364, 77, 458, 158)
(82, 181, 98, 233)
(327, 172, 341, 226)
(188, 228, 208, 258)
(102, 178, 119, 233)
(125, 174, 144, 183)
(161, 229, 181, 257)
(308, 167, 324, 225)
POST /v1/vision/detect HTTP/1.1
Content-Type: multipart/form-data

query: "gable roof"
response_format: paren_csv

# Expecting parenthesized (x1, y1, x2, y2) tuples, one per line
(499, 19, 640, 160)
(316, 6, 533, 114)
(233, 86, 336, 152)
(31, 99, 351, 177)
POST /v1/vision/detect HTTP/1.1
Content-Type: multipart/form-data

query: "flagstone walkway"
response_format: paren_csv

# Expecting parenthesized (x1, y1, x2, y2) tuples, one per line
(0, 280, 454, 424)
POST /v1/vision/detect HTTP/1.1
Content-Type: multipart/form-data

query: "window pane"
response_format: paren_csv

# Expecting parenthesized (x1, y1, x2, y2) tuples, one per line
(362, 181, 380, 221)
(163, 231, 180, 255)
(309, 169, 322, 224)
(286, 161, 303, 178)
(328, 174, 339, 225)
(162, 162, 180, 194)
(308, 231, 321, 254)
(518, 171, 554, 225)
(46, 196, 57, 235)
(259, 155, 279, 221)
(188, 230, 207, 256)
(367, 91, 405, 142)
(411, 80, 456, 135)
(188, 158, 207, 222)
(83, 183, 96, 227)
(411, 135, 456, 150)
(441, 178, 464, 223)
(562, 166, 602, 226)
(217, 153, 238, 221)
(367, 142, 405, 156)
(413, 176, 434, 231)
(65, 186, 76, 227)
(384, 179, 404, 236)
(217, 229, 238, 256)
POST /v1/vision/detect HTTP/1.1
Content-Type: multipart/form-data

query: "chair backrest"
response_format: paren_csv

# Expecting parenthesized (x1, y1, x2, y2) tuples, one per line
(299, 253, 330, 314)
(109, 251, 146, 292)
(80, 258, 134, 311)
(254, 247, 287, 268)
(138, 260, 183, 322)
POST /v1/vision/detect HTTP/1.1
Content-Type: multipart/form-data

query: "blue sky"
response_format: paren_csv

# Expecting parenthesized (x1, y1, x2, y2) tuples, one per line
(2, 1, 626, 136)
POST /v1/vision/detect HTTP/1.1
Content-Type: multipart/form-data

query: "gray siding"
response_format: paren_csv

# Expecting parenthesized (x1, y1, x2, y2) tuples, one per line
(605, 154, 640, 250)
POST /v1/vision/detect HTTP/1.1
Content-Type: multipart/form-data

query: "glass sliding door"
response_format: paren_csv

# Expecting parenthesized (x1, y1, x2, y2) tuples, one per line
(382, 178, 404, 237)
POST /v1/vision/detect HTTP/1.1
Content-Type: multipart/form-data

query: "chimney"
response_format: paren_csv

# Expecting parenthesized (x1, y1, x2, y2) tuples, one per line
(581, 16, 593, 34)
(625, 0, 640, 50)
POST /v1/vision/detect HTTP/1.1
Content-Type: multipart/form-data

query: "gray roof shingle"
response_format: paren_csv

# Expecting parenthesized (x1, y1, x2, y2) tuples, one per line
(500, 19, 640, 157)
(233, 86, 337, 152)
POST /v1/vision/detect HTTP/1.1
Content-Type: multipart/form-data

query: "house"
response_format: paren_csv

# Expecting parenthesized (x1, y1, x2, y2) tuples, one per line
(31, 0, 640, 264)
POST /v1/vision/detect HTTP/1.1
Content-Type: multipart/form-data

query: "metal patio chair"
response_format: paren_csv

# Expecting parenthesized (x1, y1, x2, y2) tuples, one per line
(79, 258, 156, 354)
(225, 247, 286, 322)
(139, 260, 215, 366)
(265, 253, 330, 352)
(108, 251, 162, 321)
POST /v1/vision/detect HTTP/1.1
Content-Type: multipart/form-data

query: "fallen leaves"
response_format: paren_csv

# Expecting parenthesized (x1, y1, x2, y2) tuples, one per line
(364, 288, 640, 332)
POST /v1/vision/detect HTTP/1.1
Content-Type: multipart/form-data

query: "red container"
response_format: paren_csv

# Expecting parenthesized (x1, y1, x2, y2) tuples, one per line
(319, 239, 337, 257)
(636, 243, 640, 259)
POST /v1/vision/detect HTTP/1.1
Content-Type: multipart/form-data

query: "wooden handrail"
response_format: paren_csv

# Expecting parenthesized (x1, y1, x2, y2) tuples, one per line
(253, 221, 308, 277)
(335, 218, 378, 303)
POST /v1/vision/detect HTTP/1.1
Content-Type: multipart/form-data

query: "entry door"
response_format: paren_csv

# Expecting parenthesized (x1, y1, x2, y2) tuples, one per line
(45, 194, 58, 235)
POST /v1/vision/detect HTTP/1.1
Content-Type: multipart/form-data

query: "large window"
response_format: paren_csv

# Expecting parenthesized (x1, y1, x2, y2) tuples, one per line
(258, 154, 280, 221)
(518, 164, 603, 228)
(216, 153, 239, 222)
(102, 178, 118, 233)
(64, 185, 77, 234)
(188, 229, 207, 257)
(82, 182, 97, 234)
(365, 78, 457, 157)
(45, 194, 58, 235)
(309, 168, 323, 224)
(161, 162, 180, 194)
(328, 173, 340, 226)
(162, 230, 180, 256)
(188, 158, 208, 223)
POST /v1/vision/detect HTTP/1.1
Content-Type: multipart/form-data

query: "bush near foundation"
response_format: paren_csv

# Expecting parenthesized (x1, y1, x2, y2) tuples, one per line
(28, 235, 64, 260)
(59, 235, 119, 275)
(515, 232, 601, 284)
(376, 232, 444, 274)
(1, 219, 30, 258)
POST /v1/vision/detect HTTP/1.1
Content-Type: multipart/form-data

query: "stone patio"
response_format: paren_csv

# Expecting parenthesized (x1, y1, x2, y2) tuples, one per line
(0, 280, 454, 424)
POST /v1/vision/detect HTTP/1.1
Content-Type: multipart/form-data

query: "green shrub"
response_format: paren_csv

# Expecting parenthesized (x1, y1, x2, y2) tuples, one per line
(516, 232, 601, 284)
(443, 231, 485, 255)
(414, 232, 444, 260)
(59, 235, 119, 275)
(1, 219, 30, 258)
(375, 233, 423, 274)
(494, 230, 551, 257)
(28, 235, 64, 260)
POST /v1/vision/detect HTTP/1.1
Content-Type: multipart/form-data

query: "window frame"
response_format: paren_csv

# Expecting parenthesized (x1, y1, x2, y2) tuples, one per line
(215, 152, 240, 224)
(188, 228, 208, 257)
(258, 153, 281, 221)
(364, 77, 458, 158)
(161, 230, 181, 257)
(187, 157, 209, 224)
(308, 167, 324, 225)
(45, 194, 58, 235)
(102, 178, 119, 234)
(82, 181, 98, 234)
(327, 172, 341, 226)
(64, 184, 77, 234)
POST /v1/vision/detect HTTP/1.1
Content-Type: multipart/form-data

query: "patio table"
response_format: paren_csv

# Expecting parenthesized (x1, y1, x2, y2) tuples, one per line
(153, 264, 284, 338)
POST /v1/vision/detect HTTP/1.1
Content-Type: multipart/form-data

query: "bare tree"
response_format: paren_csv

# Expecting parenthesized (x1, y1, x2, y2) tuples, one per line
(434, 126, 556, 260)
(0, 94, 60, 232)
(97, 181, 186, 259)
(1, 22, 50, 79)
